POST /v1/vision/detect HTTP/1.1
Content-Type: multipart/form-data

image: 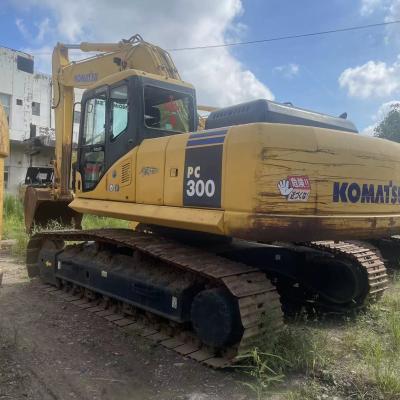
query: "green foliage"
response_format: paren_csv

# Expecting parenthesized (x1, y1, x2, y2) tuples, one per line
(242, 277, 400, 400)
(82, 214, 130, 230)
(238, 349, 285, 400)
(2, 194, 130, 260)
(272, 324, 331, 375)
(3, 194, 27, 259)
(374, 103, 400, 142)
(238, 322, 331, 399)
(342, 279, 400, 399)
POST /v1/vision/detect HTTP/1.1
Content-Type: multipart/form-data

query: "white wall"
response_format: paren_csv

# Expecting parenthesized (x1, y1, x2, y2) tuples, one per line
(0, 46, 84, 194)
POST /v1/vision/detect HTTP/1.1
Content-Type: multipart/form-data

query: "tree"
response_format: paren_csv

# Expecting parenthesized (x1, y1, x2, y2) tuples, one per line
(374, 102, 400, 142)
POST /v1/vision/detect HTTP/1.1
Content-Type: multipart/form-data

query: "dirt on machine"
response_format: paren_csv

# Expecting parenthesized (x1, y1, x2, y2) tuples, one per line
(24, 34, 398, 368)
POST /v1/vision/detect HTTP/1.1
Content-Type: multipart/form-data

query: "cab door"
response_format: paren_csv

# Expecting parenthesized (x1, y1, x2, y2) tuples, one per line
(104, 82, 137, 201)
(105, 82, 131, 168)
(79, 90, 107, 192)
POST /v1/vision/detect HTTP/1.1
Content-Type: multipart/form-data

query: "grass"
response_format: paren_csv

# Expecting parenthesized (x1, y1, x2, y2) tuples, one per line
(238, 349, 285, 400)
(2, 194, 130, 260)
(3, 194, 28, 259)
(82, 214, 130, 230)
(238, 321, 333, 399)
(340, 279, 400, 399)
(238, 276, 400, 400)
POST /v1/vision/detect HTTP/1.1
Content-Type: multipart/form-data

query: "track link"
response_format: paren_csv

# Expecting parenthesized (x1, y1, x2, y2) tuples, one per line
(307, 240, 389, 307)
(27, 229, 283, 368)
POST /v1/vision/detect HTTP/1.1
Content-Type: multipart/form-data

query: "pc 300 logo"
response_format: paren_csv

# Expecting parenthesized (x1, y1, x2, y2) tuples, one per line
(277, 175, 311, 202)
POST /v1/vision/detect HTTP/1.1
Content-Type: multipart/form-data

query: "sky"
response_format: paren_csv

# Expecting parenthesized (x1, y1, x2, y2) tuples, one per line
(0, 0, 399, 134)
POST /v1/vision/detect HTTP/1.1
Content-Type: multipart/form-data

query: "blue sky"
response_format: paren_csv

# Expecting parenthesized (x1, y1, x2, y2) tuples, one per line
(0, 0, 399, 133)
(236, 0, 399, 133)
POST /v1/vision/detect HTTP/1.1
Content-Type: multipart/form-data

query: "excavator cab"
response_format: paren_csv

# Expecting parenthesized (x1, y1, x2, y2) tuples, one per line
(24, 35, 197, 233)
(76, 73, 196, 194)
(25, 71, 196, 232)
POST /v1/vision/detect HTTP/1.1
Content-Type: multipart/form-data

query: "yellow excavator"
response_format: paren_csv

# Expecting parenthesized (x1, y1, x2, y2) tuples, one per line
(26, 35, 395, 367)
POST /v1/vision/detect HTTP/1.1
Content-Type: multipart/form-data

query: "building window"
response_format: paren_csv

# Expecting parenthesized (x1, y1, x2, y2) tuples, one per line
(32, 102, 40, 116)
(17, 55, 34, 74)
(4, 166, 9, 190)
(0, 93, 11, 121)
(30, 123, 36, 138)
(73, 110, 81, 124)
(16, 99, 23, 106)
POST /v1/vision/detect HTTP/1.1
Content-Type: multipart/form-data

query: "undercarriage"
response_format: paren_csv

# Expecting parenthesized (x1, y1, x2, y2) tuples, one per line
(27, 228, 388, 368)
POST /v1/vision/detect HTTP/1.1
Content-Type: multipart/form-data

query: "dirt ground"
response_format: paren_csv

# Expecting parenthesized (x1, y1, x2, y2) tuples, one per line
(0, 245, 254, 400)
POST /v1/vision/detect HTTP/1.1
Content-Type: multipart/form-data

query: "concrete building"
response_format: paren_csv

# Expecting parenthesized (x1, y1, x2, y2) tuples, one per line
(0, 46, 81, 194)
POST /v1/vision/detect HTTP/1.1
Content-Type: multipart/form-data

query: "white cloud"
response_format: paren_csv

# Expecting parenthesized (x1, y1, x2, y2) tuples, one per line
(385, 0, 400, 45)
(343, 1, 400, 101)
(361, 100, 400, 135)
(35, 18, 51, 43)
(273, 63, 299, 79)
(15, 18, 29, 39)
(15, 17, 53, 45)
(359, 0, 400, 45)
(339, 58, 400, 98)
(11, 0, 273, 106)
(360, 0, 384, 16)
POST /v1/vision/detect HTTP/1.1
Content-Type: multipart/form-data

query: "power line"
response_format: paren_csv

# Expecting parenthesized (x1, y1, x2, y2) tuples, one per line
(167, 19, 400, 51)
(2, 19, 399, 56)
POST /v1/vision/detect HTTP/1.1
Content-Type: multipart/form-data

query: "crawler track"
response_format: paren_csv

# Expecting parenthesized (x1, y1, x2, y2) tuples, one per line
(27, 229, 283, 368)
(367, 236, 400, 268)
(307, 240, 389, 308)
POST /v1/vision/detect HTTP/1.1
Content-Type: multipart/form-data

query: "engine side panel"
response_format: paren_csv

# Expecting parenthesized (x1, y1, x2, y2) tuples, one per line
(71, 123, 400, 242)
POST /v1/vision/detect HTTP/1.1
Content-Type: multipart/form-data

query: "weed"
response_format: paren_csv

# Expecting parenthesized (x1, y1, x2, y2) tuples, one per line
(236, 323, 332, 400)
(273, 325, 331, 375)
(342, 279, 400, 399)
(3, 194, 28, 260)
(238, 348, 285, 400)
(387, 311, 400, 351)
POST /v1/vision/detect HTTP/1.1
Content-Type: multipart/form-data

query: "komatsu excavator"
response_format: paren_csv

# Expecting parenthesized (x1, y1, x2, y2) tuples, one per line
(26, 35, 395, 368)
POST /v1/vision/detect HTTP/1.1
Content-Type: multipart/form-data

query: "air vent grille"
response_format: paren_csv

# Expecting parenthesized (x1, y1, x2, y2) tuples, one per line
(121, 161, 131, 186)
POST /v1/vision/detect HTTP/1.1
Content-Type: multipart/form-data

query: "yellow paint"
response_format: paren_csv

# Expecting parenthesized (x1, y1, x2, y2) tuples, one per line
(71, 198, 224, 235)
(71, 121, 400, 243)
(136, 136, 170, 205)
(31, 37, 400, 243)
(164, 134, 188, 207)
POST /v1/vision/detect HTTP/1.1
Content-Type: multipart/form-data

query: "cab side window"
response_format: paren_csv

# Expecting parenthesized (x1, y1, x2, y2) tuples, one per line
(81, 93, 106, 191)
(110, 85, 128, 140)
